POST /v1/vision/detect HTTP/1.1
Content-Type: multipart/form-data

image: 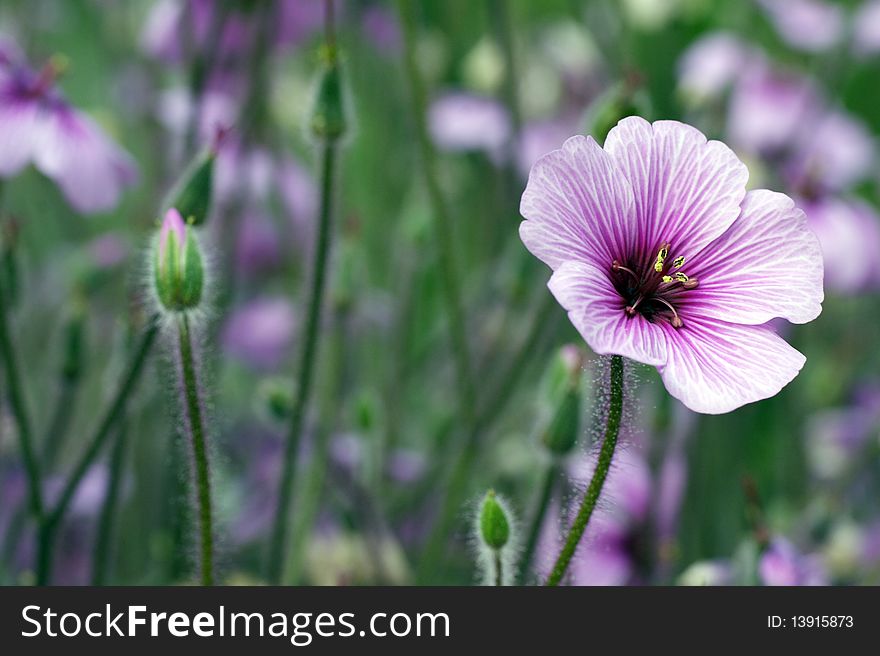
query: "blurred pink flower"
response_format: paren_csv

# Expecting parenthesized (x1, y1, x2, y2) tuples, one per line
(0, 47, 137, 213)
(799, 196, 880, 294)
(520, 118, 823, 413)
(854, 0, 880, 57)
(428, 92, 511, 156)
(727, 65, 820, 155)
(787, 110, 875, 193)
(758, 0, 844, 52)
(222, 296, 297, 370)
(759, 538, 828, 586)
(677, 32, 754, 102)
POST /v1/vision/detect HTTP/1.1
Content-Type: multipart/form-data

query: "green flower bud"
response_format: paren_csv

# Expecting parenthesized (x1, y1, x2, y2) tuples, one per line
(310, 47, 348, 140)
(153, 208, 204, 312)
(162, 148, 215, 226)
(479, 490, 510, 551)
(542, 388, 580, 456)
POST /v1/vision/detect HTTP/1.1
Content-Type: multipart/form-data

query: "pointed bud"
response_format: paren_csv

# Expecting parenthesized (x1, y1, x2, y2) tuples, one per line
(310, 47, 348, 140)
(162, 147, 216, 226)
(479, 490, 510, 551)
(542, 388, 580, 456)
(153, 209, 204, 312)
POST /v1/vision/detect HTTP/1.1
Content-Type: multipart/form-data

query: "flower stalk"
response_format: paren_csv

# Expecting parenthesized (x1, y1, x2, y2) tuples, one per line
(176, 314, 214, 586)
(267, 0, 346, 585)
(545, 355, 624, 586)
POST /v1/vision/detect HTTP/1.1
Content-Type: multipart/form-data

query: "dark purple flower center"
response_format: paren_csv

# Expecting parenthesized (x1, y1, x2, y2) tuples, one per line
(610, 243, 699, 329)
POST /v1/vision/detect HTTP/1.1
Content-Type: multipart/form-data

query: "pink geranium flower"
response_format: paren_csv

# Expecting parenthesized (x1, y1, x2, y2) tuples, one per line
(0, 47, 136, 213)
(520, 117, 823, 413)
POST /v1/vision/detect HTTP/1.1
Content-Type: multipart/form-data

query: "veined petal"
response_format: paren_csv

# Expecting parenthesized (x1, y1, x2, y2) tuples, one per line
(0, 98, 43, 176)
(33, 109, 137, 214)
(683, 190, 823, 325)
(660, 317, 806, 414)
(603, 117, 748, 264)
(548, 260, 667, 366)
(520, 135, 635, 270)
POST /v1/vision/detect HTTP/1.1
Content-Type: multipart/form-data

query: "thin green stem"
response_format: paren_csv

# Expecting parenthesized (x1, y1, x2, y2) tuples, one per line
(545, 355, 624, 586)
(493, 550, 503, 586)
(416, 291, 557, 581)
(36, 319, 158, 585)
(519, 461, 558, 582)
(41, 381, 78, 469)
(397, 0, 477, 427)
(177, 314, 214, 586)
(0, 267, 42, 521)
(91, 419, 128, 585)
(267, 141, 338, 584)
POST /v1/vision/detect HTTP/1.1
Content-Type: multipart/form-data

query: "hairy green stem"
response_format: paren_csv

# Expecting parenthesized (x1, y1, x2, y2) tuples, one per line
(493, 550, 503, 587)
(545, 355, 624, 586)
(267, 141, 338, 584)
(91, 419, 128, 585)
(519, 461, 558, 582)
(0, 268, 42, 521)
(177, 315, 214, 586)
(36, 320, 158, 585)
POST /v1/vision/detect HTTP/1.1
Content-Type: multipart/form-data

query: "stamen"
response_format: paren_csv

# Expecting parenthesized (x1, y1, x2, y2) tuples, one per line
(662, 275, 673, 283)
(673, 256, 685, 269)
(625, 295, 644, 316)
(673, 272, 689, 283)
(654, 297, 683, 328)
(612, 260, 640, 283)
(654, 243, 670, 272)
(682, 277, 699, 290)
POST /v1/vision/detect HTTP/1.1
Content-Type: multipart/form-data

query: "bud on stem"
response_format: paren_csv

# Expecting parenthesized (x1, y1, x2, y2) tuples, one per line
(477, 490, 515, 586)
(153, 208, 205, 313)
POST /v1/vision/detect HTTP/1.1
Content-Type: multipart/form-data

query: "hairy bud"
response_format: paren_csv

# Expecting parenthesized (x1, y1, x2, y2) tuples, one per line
(153, 208, 204, 312)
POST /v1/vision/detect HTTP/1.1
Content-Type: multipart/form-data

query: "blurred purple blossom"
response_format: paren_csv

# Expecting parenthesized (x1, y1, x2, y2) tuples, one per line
(678, 32, 754, 103)
(222, 296, 297, 370)
(854, 1, 880, 56)
(798, 196, 880, 294)
(786, 111, 875, 194)
(428, 92, 511, 156)
(759, 538, 828, 586)
(727, 65, 820, 156)
(142, 0, 322, 64)
(86, 232, 129, 270)
(806, 381, 880, 479)
(516, 114, 580, 179)
(362, 5, 402, 54)
(0, 44, 137, 213)
(757, 0, 844, 53)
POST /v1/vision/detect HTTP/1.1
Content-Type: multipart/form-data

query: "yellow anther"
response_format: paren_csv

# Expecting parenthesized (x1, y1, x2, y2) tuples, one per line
(654, 244, 669, 272)
(662, 275, 673, 283)
(674, 272, 689, 283)
(673, 256, 685, 268)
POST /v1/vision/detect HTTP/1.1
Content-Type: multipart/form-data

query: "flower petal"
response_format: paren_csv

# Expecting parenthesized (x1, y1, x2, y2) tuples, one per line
(603, 117, 748, 264)
(520, 135, 636, 270)
(33, 110, 137, 214)
(548, 260, 667, 366)
(682, 190, 823, 325)
(660, 317, 806, 414)
(0, 98, 42, 176)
